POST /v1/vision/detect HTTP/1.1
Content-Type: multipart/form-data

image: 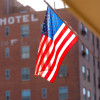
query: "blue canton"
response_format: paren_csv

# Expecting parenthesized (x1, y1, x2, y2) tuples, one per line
(42, 6, 63, 40)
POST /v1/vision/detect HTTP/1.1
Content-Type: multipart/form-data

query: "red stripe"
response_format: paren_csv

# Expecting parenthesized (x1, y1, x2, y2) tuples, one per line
(44, 30, 73, 79)
(54, 26, 68, 45)
(50, 37, 78, 82)
(35, 35, 44, 75)
(39, 27, 69, 77)
(35, 35, 48, 75)
(36, 35, 47, 64)
(39, 42, 54, 76)
(38, 39, 53, 76)
(39, 26, 68, 76)
(36, 38, 53, 76)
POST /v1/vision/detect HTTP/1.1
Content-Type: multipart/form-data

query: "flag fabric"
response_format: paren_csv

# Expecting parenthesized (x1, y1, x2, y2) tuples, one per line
(35, 6, 78, 83)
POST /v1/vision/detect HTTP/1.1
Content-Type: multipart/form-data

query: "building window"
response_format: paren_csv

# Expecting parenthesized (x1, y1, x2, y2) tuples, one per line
(81, 23, 84, 30)
(82, 65, 86, 79)
(81, 44, 90, 60)
(96, 37, 99, 49)
(81, 44, 86, 57)
(98, 77, 100, 89)
(87, 90, 91, 100)
(21, 25, 29, 37)
(5, 48, 10, 58)
(58, 64, 67, 77)
(81, 24, 89, 38)
(5, 91, 10, 100)
(5, 69, 10, 80)
(83, 88, 86, 100)
(42, 88, 47, 99)
(92, 55, 95, 66)
(21, 46, 30, 59)
(81, 44, 85, 52)
(87, 69, 90, 82)
(22, 90, 31, 100)
(59, 87, 68, 100)
(21, 68, 30, 81)
(93, 94, 96, 100)
(85, 27, 88, 39)
(91, 33, 94, 46)
(86, 48, 89, 60)
(6, 0, 9, 14)
(81, 23, 86, 36)
(5, 27, 9, 36)
(93, 73, 96, 87)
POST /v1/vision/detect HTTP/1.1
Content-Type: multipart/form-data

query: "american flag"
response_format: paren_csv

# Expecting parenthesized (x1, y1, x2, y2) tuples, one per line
(35, 6, 78, 83)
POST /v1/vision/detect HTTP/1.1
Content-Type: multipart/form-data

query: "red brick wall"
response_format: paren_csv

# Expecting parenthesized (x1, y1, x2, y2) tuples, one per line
(0, 1, 100, 100)
(0, 8, 81, 100)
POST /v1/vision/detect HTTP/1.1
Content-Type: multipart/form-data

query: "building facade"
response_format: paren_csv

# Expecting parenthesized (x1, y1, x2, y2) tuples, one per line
(0, 0, 100, 100)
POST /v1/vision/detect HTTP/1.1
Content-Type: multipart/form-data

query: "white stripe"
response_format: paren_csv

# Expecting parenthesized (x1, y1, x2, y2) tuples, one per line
(43, 44, 46, 52)
(41, 41, 54, 77)
(41, 25, 70, 77)
(36, 37, 50, 74)
(47, 34, 76, 81)
(35, 35, 45, 74)
(39, 65, 42, 73)
(41, 23, 65, 77)
(54, 23, 65, 40)
(37, 37, 51, 75)
(38, 37, 53, 75)
(38, 35, 45, 53)
(37, 37, 50, 66)
(43, 40, 54, 63)
(50, 28, 70, 65)
(55, 28, 70, 51)
(44, 55, 47, 63)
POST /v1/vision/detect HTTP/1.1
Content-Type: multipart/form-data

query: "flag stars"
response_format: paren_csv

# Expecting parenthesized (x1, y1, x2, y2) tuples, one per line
(42, 6, 63, 40)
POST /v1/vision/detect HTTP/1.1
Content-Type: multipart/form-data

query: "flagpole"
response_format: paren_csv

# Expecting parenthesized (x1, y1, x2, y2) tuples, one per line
(44, 0, 100, 63)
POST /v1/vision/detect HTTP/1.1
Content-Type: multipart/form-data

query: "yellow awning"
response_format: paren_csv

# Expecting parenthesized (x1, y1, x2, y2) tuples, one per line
(62, 0, 100, 38)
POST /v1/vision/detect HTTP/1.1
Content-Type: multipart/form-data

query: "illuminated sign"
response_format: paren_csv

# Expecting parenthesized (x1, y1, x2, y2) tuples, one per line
(0, 14, 38, 26)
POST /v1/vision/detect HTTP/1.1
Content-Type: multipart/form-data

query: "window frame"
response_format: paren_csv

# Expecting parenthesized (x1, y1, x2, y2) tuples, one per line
(21, 46, 30, 59)
(5, 69, 10, 80)
(85, 27, 88, 39)
(42, 88, 47, 99)
(5, 27, 9, 36)
(5, 91, 10, 100)
(87, 90, 91, 100)
(87, 69, 90, 82)
(82, 65, 86, 80)
(59, 86, 68, 100)
(22, 89, 31, 100)
(86, 48, 89, 60)
(21, 68, 30, 81)
(5, 48, 10, 58)
(83, 87, 86, 100)
(21, 24, 29, 37)
(58, 64, 67, 77)
(96, 37, 99, 49)
(91, 33, 94, 46)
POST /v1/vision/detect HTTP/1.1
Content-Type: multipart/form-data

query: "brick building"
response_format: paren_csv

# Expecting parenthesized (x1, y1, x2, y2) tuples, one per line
(0, 0, 100, 100)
